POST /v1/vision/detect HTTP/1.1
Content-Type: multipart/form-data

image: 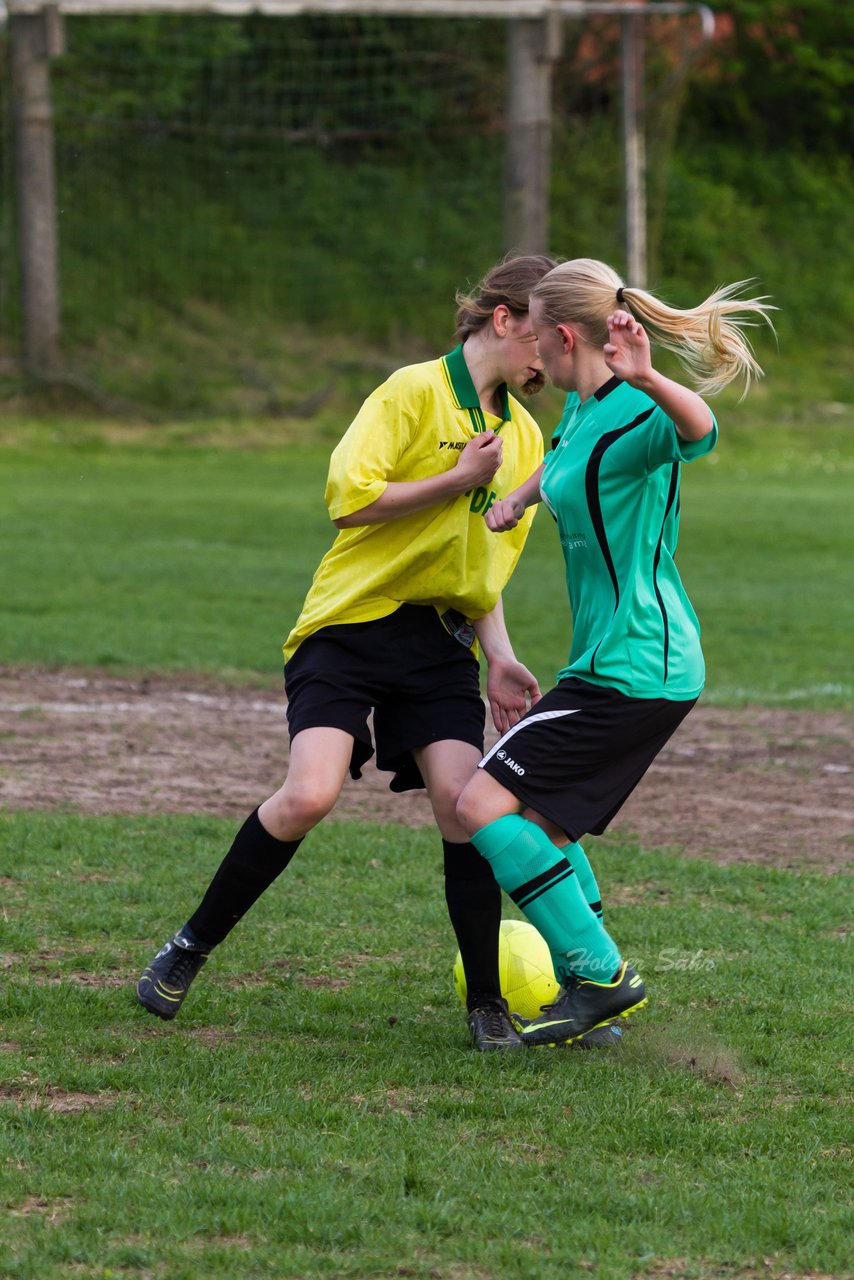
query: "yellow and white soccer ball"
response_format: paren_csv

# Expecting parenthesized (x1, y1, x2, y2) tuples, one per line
(453, 918, 560, 1020)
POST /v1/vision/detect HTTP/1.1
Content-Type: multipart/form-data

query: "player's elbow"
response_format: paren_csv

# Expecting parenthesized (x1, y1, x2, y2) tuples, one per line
(333, 497, 383, 529)
(333, 509, 370, 529)
(676, 406, 715, 443)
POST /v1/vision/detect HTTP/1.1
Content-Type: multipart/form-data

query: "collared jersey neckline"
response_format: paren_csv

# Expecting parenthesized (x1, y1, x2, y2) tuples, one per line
(441, 343, 511, 432)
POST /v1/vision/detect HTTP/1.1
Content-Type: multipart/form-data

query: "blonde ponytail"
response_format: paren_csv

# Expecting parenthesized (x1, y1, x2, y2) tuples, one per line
(533, 259, 775, 395)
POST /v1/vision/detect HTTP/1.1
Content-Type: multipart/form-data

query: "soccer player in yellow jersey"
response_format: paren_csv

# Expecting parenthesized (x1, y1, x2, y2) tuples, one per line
(137, 255, 557, 1050)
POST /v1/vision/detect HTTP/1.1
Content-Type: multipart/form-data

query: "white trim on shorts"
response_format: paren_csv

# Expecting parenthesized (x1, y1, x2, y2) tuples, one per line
(478, 707, 580, 768)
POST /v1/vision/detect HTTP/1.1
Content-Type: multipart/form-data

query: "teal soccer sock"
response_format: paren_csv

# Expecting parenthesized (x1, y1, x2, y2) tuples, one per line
(566, 842, 604, 922)
(471, 815, 620, 985)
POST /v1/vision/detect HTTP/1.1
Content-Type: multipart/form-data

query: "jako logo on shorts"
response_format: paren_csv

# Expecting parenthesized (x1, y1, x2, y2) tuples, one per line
(496, 749, 525, 776)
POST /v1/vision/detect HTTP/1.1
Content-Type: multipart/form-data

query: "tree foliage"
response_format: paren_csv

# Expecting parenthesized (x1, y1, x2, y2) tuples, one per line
(688, 1, 853, 151)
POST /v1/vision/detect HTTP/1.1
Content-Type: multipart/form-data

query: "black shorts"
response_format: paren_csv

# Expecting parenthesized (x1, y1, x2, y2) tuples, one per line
(284, 604, 485, 793)
(479, 677, 696, 840)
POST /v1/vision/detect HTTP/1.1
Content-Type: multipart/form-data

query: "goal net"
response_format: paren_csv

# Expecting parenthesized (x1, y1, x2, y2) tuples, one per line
(0, 8, 705, 412)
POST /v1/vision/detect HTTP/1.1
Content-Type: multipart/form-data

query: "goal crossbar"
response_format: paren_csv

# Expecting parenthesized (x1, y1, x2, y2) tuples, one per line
(2, 0, 715, 36)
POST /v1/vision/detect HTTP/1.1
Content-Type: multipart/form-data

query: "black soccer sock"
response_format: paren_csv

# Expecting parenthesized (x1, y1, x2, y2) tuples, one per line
(185, 807, 302, 948)
(443, 839, 503, 1011)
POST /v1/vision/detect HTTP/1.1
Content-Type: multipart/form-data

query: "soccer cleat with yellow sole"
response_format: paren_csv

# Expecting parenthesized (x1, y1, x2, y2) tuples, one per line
(517, 961, 646, 1047)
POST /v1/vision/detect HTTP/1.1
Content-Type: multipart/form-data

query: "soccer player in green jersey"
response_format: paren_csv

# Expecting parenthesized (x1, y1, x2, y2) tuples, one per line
(457, 257, 774, 1047)
(137, 254, 584, 1051)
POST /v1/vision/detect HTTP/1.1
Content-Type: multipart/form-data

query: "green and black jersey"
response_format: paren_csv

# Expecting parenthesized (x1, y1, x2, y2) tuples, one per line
(541, 378, 718, 700)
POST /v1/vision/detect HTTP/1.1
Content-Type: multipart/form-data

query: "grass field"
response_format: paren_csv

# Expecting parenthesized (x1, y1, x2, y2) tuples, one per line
(1, 813, 852, 1280)
(0, 387, 852, 1279)
(0, 391, 851, 705)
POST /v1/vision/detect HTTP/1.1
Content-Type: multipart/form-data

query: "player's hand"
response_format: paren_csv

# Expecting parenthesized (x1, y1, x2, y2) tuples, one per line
(486, 657, 541, 736)
(455, 432, 503, 489)
(486, 496, 526, 532)
(604, 310, 654, 386)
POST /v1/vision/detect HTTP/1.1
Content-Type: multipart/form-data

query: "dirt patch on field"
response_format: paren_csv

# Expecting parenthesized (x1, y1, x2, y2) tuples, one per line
(0, 667, 851, 873)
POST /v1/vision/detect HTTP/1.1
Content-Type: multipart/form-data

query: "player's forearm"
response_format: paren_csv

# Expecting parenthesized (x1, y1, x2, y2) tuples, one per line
(632, 369, 714, 442)
(507, 464, 545, 513)
(474, 598, 516, 664)
(332, 471, 469, 528)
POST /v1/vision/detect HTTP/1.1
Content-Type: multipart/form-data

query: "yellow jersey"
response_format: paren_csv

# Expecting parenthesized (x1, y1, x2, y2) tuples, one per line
(283, 344, 544, 660)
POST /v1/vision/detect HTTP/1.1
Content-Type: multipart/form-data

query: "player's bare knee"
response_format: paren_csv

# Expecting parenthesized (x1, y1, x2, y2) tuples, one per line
(457, 771, 518, 836)
(428, 778, 464, 830)
(262, 781, 338, 839)
(455, 784, 481, 837)
(291, 785, 338, 832)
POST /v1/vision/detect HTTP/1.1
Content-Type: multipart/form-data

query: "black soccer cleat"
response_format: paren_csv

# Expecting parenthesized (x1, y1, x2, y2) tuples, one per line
(517, 961, 646, 1048)
(136, 931, 210, 1020)
(467, 998, 525, 1052)
(511, 1015, 625, 1051)
(573, 1019, 624, 1050)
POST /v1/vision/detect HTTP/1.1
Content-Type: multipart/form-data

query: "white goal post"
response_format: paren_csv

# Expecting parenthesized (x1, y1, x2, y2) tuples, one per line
(2, 0, 714, 375)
